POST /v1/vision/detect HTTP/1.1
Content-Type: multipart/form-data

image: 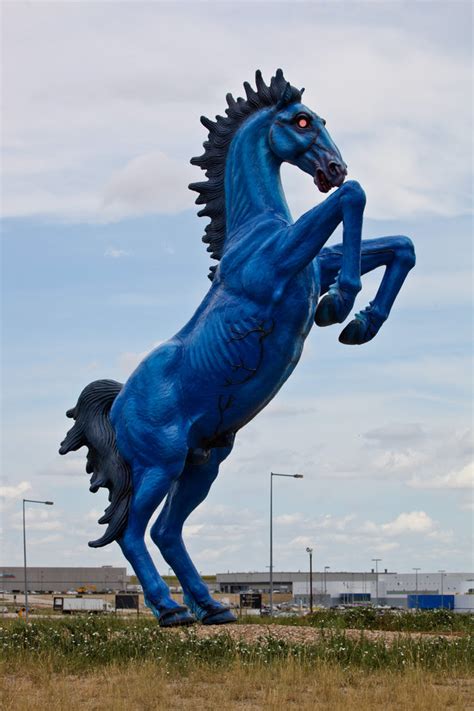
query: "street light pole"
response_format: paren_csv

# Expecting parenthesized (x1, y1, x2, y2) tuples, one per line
(324, 566, 330, 597)
(438, 570, 446, 608)
(269, 472, 303, 617)
(372, 558, 381, 607)
(23, 499, 54, 622)
(413, 567, 421, 610)
(306, 547, 313, 613)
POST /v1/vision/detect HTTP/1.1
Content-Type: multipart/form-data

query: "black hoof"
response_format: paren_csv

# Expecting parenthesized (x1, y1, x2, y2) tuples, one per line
(202, 608, 237, 625)
(159, 606, 196, 628)
(315, 293, 340, 327)
(339, 317, 377, 345)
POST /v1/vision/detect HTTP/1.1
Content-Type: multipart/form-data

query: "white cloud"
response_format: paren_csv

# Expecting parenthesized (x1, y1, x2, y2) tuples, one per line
(196, 545, 241, 564)
(398, 271, 474, 310)
(372, 542, 400, 553)
(288, 535, 317, 549)
(275, 513, 302, 525)
(427, 529, 454, 544)
(274, 513, 305, 526)
(181, 503, 451, 571)
(265, 402, 317, 418)
(38, 457, 87, 479)
(373, 449, 429, 473)
(380, 511, 435, 536)
(2, 3, 470, 221)
(376, 356, 472, 391)
(102, 151, 196, 219)
(29, 534, 62, 546)
(86, 508, 105, 523)
(409, 462, 474, 490)
(12, 507, 63, 532)
(104, 246, 131, 258)
(0, 481, 31, 499)
(1, 190, 100, 221)
(360, 511, 438, 538)
(364, 423, 426, 445)
(183, 523, 204, 538)
(312, 514, 356, 531)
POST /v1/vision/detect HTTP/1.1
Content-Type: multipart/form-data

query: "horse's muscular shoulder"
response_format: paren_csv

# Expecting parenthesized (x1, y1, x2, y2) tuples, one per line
(219, 220, 291, 303)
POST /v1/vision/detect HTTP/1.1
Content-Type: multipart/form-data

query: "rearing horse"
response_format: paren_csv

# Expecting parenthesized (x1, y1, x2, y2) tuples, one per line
(60, 70, 415, 627)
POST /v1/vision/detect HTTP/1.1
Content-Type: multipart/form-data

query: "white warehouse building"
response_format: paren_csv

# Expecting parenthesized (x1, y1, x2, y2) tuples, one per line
(216, 571, 474, 609)
(293, 571, 474, 606)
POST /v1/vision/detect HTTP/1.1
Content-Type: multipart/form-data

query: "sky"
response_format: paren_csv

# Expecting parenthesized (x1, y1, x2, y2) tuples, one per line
(1, 0, 472, 577)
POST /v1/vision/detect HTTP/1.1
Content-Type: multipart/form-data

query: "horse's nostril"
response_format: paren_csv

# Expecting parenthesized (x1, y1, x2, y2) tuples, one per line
(328, 161, 341, 176)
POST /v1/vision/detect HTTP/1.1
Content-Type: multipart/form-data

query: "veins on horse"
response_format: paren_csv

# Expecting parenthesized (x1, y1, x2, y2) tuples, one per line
(211, 393, 236, 440)
(224, 319, 275, 386)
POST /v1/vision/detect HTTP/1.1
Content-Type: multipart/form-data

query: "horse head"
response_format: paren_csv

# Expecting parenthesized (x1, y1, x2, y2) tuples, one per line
(268, 87, 347, 193)
(190, 69, 348, 278)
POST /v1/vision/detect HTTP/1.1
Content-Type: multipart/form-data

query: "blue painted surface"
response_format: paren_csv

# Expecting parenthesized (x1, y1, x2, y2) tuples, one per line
(60, 70, 415, 626)
(407, 595, 455, 610)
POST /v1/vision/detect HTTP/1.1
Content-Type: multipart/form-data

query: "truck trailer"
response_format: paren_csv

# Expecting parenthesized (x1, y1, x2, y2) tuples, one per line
(53, 596, 114, 614)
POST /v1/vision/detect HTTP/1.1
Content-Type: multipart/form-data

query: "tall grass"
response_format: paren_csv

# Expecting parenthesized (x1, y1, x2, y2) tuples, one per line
(246, 607, 473, 633)
(1, 616, 472, 674)
(2, 660, 471, 711)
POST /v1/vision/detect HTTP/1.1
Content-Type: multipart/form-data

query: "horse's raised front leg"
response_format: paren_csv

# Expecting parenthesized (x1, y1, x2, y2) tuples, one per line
(150, 445, 236, 625)
(284, 180, 366, 324)
(317, 235, 416, 344)
(117, 463, 195, 627)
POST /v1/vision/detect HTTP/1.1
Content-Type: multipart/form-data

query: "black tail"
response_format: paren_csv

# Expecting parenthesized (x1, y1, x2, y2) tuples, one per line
(59, 379, 132, 548)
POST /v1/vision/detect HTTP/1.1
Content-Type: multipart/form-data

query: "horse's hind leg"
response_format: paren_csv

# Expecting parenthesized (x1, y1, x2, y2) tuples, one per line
(317, 235, 416, 344)
(150, 445, 236, 625)
(117, 463, 195, 627)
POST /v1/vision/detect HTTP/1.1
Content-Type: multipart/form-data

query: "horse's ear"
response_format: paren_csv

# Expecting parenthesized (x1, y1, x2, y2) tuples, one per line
(276, 82, 294, 109)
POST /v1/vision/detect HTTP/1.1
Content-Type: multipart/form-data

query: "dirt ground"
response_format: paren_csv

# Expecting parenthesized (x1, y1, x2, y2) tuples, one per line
(168, 622, 462, 644)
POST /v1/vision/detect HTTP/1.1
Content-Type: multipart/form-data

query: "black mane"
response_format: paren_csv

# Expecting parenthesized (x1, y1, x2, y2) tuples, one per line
(189, 69, 303, 279)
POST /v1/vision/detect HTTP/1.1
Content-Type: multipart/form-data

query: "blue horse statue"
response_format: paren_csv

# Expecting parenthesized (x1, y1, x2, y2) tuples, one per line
(60, 70, 415, 626)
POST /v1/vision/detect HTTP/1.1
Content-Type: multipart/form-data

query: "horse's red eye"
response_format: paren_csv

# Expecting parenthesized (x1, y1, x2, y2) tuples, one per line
(298, 117, 308, 128)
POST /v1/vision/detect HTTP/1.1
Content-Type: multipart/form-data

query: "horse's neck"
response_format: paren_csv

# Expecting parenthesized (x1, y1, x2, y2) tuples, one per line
(224, 115, 291, 235)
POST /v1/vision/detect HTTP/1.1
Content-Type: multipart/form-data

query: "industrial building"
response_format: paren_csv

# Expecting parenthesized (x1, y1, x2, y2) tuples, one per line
(0, 566, 127, 593)
(216, 571, 474, 609)
(3, 565, 472, 610)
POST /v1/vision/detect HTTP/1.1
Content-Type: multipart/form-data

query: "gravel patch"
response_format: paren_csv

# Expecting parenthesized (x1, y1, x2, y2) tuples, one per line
(168, 623, 460, 645)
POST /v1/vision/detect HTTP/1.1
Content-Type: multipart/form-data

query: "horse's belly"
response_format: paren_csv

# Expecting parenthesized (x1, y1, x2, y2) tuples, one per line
(186, 301, 315, 442)
(214, 343, 304, 432)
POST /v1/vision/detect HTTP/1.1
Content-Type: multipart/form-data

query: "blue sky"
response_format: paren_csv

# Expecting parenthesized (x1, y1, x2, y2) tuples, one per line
(1, 1, 472, 576)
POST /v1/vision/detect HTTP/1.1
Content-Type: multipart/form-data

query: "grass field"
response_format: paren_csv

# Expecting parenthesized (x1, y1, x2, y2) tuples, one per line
(1, 614, 472, 710)
(3, 659, 473, 710)
(245, 607, 474, 633)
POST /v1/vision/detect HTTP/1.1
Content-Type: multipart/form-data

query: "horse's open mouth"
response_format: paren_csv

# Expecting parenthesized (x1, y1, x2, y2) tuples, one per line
(314, 168, 332, 193)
